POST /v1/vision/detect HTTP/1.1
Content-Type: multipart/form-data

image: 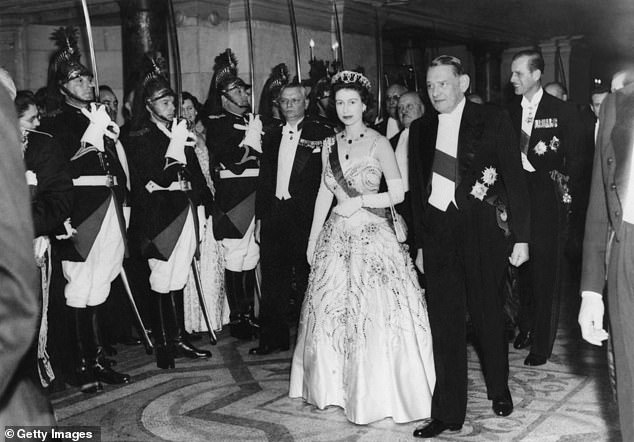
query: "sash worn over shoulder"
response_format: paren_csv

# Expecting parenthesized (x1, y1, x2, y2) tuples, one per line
(328, 141, 387, 219)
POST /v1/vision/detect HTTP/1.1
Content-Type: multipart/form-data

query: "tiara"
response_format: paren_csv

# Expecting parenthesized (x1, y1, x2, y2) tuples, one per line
(331, 70, 371, 91)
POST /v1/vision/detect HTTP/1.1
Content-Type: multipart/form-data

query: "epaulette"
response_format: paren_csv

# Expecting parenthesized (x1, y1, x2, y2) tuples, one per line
(128, 127, 150, 137)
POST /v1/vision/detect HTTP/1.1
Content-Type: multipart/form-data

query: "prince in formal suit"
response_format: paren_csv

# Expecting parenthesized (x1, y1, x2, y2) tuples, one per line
(410, 56, 530, 438)
(250, 83, 335, 355)
(579, 80, 634, 441)
(508, 49, 584, 366)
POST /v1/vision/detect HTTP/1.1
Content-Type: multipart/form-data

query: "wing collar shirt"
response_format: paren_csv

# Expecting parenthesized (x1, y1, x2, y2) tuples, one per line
(386, 117, 400, 140)
(521, 87, 543, 137)
(429, 97, 466, 211)
(275, 118, 304, 200)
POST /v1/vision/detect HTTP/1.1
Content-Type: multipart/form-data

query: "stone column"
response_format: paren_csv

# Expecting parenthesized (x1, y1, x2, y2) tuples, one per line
(119, 0, 169, 96)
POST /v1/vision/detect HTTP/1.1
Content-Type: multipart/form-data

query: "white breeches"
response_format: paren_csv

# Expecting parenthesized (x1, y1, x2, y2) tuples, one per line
(62, 199, 125, 308)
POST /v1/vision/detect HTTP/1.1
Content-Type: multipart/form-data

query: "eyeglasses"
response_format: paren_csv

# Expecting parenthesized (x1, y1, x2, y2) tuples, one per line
(278, 98, 304, 107)
(398, 103, 419, 112)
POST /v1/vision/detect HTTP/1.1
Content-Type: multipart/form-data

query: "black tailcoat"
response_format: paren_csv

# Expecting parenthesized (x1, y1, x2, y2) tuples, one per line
(508, 91, 584, 358)
(255, 117, 335, 348)
(409, 100, 529, 425)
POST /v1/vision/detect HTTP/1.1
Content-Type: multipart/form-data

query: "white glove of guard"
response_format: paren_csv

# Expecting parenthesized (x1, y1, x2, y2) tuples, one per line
(55, 218, 77, 240)
(33, 236, 50, 263)
(81, 103, 115, 151)
(307, 238, 317, 265)
(238, 113, 263, 153)
(333, 196, 362, 218)
(578, 292, 609, 346)
(165, 119, 195, 165)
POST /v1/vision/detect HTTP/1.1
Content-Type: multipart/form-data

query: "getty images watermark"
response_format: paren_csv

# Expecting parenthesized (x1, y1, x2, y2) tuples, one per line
(4, 426, 100, 441)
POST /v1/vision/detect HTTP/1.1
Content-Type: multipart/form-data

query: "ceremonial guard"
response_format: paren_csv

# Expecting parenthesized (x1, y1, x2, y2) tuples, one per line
(206, 49, 262, 339)
(258, 63, 289, 132)
(40, 28, 131, 392)
(508, 49, 584, 366)
(125, 56, 212, 369)
(250, 80, 335, 355)
(15, 91, 73, 387)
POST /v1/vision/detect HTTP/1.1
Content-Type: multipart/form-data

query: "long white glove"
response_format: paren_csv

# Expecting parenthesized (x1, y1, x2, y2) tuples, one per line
(81, 103, 115, 151)
(165, 119, 195, 165)
(238, 113, 263, 153)
(361, 178, 405, 208)
(578, 291, 609, 346)
(306, 181, 334, 265)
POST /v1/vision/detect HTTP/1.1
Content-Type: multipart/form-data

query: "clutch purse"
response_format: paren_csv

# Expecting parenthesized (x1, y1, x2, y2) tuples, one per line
(389, 200, 408, 243)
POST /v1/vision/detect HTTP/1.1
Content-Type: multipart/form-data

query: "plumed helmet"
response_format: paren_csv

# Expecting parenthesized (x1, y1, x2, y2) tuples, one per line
(205, 48, 250, 115)
(48, 27, 92, 86)
(258, 63, 290, 121)
(141, 52, 174, 103)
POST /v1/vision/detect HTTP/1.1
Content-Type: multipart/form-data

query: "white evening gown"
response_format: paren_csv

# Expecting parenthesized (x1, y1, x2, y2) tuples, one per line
(184, 132, 230, 332)
(289, 148, 435, 424)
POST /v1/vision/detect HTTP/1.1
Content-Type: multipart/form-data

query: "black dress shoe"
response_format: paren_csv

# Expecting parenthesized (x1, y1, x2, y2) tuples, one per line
(492, 390, 514, 416)
(92, 361, 130, 384)
(248, 344, 290, 355)
(513, 330, 532, 349)
(174, 340, 212, 359)
(524, 353, 547, 366)
(413, 419, 462, 438)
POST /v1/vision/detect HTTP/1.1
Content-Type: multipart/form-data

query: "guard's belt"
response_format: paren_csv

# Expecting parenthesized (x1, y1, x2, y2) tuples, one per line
(73, 175, 117, 187)
(218, 169, 259, 179)
(145, 180, 191, 193)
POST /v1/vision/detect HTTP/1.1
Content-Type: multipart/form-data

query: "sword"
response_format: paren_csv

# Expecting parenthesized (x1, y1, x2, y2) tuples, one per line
(245, 0, 256, 114)
(80, 0, 100, 100)
(167, 0, 183, 118)
(191, 259, 218, 345)
(287, 0, 302, 81)
(120, 268, 154, 354)
(81, 1, 147, 355)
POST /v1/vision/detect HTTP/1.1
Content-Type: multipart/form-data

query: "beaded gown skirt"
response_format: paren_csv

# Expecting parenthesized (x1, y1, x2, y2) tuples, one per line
(289, 154, 435, 424)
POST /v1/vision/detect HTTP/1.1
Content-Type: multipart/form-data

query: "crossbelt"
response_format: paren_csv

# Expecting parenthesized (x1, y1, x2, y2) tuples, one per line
(72, 175, 117, 187)
(218, 169, 259, 179)
(145, 180, 191, 193)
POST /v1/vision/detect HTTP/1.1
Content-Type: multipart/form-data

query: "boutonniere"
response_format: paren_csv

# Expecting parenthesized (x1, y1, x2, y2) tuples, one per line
(470, 166, 497, 201)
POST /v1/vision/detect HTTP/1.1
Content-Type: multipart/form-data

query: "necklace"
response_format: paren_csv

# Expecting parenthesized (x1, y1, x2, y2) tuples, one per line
(341, 129, 367, 160)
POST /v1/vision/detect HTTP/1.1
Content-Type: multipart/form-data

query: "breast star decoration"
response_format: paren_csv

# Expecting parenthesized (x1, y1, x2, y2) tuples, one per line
(471, 166, 497, 201)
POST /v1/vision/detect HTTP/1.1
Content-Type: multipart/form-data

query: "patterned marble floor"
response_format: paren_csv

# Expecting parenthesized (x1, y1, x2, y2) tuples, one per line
(50, 298, 621, 441)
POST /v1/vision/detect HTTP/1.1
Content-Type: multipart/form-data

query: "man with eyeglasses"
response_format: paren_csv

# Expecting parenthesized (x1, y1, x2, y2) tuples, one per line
(249, 82, 335, 355)
(375, 83, 408, 139)
(206, 50, 263, 340)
